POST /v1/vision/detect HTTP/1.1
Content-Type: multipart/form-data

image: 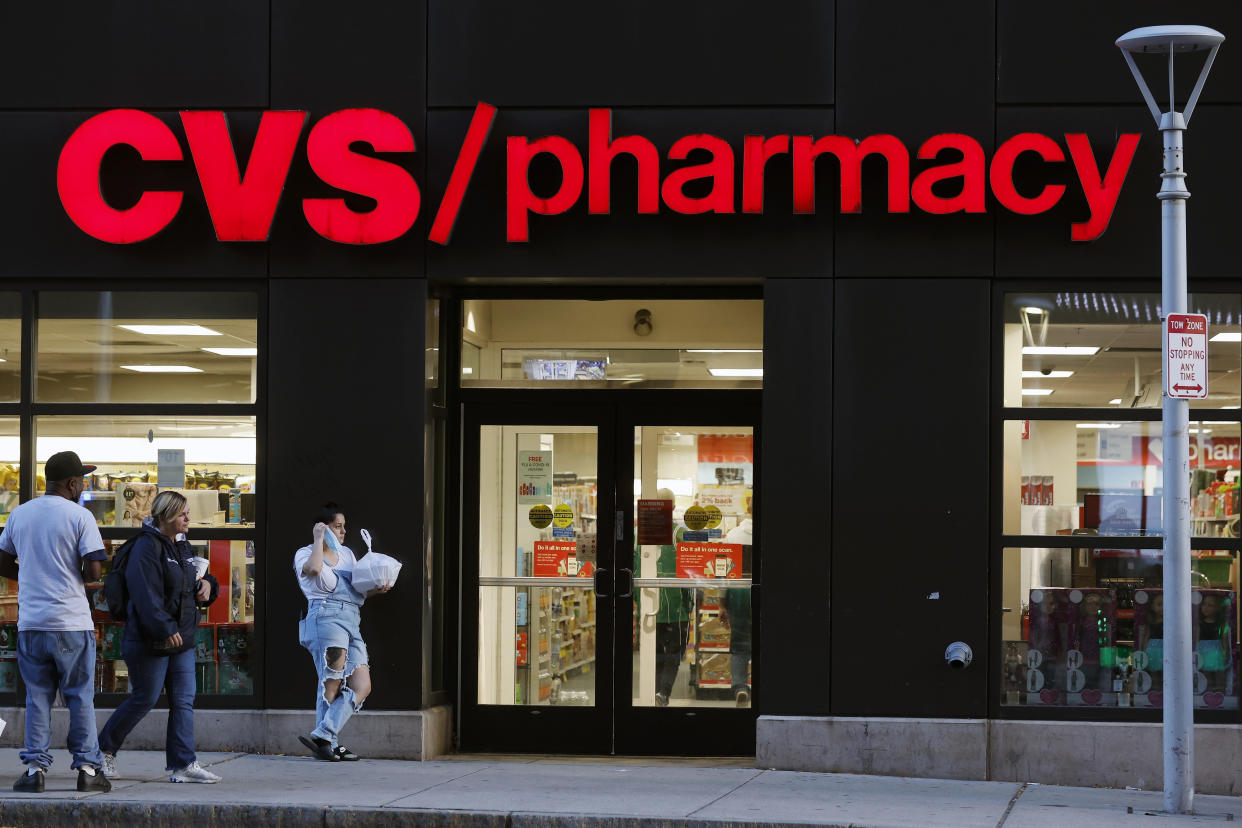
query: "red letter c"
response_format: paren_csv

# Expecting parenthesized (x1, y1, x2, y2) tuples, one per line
(56, 110, 184, 243)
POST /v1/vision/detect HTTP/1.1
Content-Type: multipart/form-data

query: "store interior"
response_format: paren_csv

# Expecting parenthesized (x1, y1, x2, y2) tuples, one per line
(1001, 293, 1242, 710)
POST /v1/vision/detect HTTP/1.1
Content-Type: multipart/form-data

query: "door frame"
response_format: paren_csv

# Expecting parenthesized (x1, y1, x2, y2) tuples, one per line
(458, 389, 761, 756)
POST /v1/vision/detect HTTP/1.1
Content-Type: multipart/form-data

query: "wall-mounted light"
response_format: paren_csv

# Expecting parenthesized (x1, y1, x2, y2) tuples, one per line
(634, 309, 653, 336)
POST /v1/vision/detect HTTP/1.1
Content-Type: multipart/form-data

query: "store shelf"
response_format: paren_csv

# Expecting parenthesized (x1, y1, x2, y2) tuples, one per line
(560, 656, 594, 672)
(699, 644, 730, 652)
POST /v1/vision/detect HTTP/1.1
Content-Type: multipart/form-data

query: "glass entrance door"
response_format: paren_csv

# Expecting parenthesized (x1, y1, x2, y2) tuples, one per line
(461, 405, 616, 753)
(460, 397, 759, 755)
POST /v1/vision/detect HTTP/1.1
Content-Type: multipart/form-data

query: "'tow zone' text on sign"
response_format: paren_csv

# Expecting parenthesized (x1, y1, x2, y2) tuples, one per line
(1165, 313, 1208, 399)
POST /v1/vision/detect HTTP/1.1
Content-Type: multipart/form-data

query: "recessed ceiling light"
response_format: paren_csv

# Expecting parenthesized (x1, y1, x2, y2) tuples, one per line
(1021, 370, 1074, 378)
(686, 349, 763, 354)
(1022, 346, 1100, 356)
(1108, 398, 1123, 405)
(119, 325, 222, 336)
(709, 368, 763, 377)
(120, 365, 204, 373)
(201, 347, 257, 356)
(1076, 423, 1123, 429)
(1210, 332, 1241, 342)
(1200, 421, 1236, 425)
(1189, 429, 1212, 435)
(1022, 307, 1047, 315)
(1021, 388, 1054, 396)
(462, 367, 474, 375)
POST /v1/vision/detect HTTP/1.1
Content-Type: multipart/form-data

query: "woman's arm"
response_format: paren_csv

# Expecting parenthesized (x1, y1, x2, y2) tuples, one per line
(301, 522, 328, 576)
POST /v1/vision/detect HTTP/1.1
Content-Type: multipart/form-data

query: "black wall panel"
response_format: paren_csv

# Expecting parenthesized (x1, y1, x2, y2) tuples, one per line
(760, 278, 831, 715)
(996, 106, 1242, 279)
(833, 0, 994, 278)
(266, 278, 425, 710)
(428, 0, 833, 107)
(270, 0, 427, 278)
(426, 108, 834, 281)
(0, 3, 268, 109)
(999, 4, 1242, 105)
(831, 279, 989, 717)
(0, 112, 267, 278)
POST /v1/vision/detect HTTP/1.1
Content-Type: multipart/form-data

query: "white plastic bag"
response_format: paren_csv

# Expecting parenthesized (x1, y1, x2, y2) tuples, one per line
(351, 528, 401, 593)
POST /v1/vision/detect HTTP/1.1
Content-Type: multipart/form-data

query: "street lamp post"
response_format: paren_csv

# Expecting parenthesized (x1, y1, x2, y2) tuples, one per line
(1115, 24, 1224, 816)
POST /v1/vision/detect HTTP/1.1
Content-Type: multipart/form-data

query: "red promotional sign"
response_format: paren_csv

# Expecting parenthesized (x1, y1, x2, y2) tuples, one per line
(55, 104, 1140, 246)
(676, 542, 744, 579)
(532, 540, 592, 577)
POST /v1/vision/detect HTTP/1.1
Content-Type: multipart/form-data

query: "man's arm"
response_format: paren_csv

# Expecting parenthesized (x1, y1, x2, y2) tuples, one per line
(81, 550, 106, 583)
(0, 551, 16, 582)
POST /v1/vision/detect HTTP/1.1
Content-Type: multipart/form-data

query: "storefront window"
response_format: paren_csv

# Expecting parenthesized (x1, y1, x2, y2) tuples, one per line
(33, 416, 257, 529)
(37, 291, 258, 404)
(1001, 548, 1238, 711)
(0, 293, 20, 404)
(1003, 419, 1242, 538)
(461, 299, 762, 388)
(1002, 292, 1240, 409)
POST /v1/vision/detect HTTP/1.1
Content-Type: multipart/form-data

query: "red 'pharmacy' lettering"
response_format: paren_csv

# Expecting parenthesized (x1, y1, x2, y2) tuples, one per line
(54, 104, 1141, 246)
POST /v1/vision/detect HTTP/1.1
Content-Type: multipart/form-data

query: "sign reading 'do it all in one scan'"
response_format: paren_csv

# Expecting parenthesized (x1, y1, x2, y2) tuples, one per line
(1165, 313, 1208, 399)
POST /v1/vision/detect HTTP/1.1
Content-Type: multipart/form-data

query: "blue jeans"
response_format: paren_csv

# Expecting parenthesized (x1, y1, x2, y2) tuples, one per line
(299, 598, 368, 748)
(17, 630, 103, 770)
(98, 640, 196, 771)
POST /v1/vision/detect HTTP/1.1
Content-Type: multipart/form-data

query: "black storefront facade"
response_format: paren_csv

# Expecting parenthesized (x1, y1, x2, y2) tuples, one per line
(0, 1, 1240, 792)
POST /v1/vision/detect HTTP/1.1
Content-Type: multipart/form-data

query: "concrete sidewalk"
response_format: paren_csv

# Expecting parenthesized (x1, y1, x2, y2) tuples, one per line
(0, 750, 1237, 827)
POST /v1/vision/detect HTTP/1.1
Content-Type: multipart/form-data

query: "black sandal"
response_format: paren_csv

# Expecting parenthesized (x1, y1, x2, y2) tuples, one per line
(298, 734, 339, 761)
(334, 745, 360, 761)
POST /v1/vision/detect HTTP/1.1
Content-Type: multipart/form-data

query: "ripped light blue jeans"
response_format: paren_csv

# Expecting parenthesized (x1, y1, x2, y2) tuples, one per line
(299, 573, 367, 748)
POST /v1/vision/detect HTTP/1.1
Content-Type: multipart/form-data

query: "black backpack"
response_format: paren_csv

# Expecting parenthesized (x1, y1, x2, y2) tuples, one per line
(103, 535, 140, 621)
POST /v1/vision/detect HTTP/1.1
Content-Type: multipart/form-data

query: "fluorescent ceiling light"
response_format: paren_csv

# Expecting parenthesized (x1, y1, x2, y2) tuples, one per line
(201, 347, 257, 356)
(1200, 421, 1236, 425)
(1022, 346, 1100, 356)
(1021, 388, 1054, 396)
(686, 349, 762, 354)
(1225, 405, 1242, 410)
(1190, 429, 1212, 434)
(1021, 370, 1074, 378)
(461, 367, 474, 375)
(119, 325, 222, 336)
(121, 365, 204, 373)
(1108, 398, 1123, 405)
(709, 368, 763, 377)
(1210, 332, 1241, 342)
(1022, 307, 1047, 315)
(1076, 423, 1123, 429)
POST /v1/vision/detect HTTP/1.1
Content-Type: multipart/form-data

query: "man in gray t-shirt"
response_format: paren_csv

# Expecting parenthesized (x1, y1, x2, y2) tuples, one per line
(0, 451, 111, 793)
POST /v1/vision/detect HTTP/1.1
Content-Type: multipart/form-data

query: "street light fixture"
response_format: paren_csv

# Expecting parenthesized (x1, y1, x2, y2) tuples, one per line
(1115, 24, 1224, 816)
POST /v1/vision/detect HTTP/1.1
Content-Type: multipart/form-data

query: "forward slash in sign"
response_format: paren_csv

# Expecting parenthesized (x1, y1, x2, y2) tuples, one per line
(428, 101, 497, 245)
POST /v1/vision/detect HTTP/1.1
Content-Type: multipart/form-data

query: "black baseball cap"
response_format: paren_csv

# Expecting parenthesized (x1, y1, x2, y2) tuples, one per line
(45, 451, 97, 482)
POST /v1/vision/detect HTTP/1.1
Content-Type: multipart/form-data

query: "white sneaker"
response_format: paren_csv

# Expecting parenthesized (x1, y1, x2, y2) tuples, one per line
(169, 761, 220, 784)
(101, 753, 118, 779)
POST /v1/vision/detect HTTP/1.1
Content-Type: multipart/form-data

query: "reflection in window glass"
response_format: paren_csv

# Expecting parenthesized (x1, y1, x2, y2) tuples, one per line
(1004, 420, 1242, 539)
(35, 416, 256, 528)
(426, 298, 440, 391)
(462, 299, 762, 388)
(1000, 548, 1238, 710)
(90, 538, 255, 697)
(1001, 292, 1240, 408)
(37, 292, 258, 403)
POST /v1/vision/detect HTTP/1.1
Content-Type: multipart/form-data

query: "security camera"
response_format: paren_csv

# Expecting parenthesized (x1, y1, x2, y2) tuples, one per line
(945, 641, 973, 669)
(1041, 368, 1053, 376)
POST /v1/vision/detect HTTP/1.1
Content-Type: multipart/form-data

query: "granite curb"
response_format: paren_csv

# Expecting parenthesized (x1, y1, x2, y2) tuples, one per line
(0, 801, 866, 828)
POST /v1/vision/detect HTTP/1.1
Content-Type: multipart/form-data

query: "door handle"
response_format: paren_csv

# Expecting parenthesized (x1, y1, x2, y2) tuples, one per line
(593, 568, 612, 597)
(617, 568, 634, 598)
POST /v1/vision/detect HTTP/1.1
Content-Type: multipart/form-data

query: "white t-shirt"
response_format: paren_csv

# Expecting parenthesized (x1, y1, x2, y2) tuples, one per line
(0, 495, 105, 631)
(293, 542, 357, 600)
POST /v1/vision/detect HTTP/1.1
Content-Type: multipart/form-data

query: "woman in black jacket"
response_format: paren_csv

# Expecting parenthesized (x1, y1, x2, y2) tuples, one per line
(97, 490, 220, 783)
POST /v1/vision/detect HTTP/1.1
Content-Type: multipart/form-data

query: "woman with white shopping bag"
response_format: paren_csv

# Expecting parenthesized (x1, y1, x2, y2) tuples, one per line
(293, 503, 393, 762)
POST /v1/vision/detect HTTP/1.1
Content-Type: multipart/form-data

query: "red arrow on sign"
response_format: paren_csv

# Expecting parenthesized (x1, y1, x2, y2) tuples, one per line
(1173, 384, 1203, 394)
